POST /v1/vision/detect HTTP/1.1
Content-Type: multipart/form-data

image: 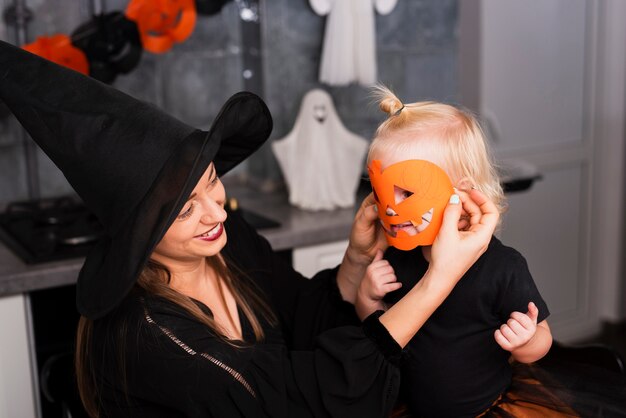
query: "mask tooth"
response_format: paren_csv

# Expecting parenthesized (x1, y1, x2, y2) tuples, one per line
(410, 219, 421, 227)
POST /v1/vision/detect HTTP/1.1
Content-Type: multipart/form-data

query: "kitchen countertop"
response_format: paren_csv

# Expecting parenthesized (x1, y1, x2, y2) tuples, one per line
(0, 184, 364, 297)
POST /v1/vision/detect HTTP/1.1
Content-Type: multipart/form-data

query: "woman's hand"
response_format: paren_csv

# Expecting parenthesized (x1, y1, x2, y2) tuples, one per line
(429, 189, 499, 283)
(346, 193, 388, 265)
(337, 193, 389, 303)
(379, 189, 500, 348)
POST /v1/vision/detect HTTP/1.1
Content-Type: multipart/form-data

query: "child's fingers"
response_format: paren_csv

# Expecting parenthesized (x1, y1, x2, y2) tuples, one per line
(494, 329, 513, 351)
(372, 275, 398, 297)
(510, 311, 534, 330)
(506, 318, 526, 335)
(367, 253, 389, 272)
(370, 262, 394, 276)
(526, 302, 539, 324)
(499, 324, 518, 342)
(383, 282, 403, 293)
(373, 249, 384, 262)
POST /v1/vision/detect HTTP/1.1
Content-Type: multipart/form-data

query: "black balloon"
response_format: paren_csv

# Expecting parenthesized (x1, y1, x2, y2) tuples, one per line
(71, 12, 142, 84)
(195, 0, 232, 15)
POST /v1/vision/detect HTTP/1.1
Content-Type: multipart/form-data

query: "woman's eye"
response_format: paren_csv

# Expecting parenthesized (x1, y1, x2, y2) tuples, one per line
(178, 203, 194, 220)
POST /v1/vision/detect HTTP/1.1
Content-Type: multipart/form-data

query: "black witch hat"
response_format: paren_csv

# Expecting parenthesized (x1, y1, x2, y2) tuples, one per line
(0, 40, 272, 319)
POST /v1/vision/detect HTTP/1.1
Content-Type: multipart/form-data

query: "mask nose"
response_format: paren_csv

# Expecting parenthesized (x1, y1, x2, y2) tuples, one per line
(386, 205, 398, 216)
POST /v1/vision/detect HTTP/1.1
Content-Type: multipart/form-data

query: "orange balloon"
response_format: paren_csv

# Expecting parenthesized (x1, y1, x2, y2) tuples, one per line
(23, 35, 89, 75)
(126, 0, 197, 53)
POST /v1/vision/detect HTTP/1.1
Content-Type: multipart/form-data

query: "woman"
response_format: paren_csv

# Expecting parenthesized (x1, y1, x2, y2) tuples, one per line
(0, 40, 498, 417)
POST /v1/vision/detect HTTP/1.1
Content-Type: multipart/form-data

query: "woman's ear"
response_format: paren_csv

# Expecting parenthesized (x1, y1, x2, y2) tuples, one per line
(455, 177, 475, 192)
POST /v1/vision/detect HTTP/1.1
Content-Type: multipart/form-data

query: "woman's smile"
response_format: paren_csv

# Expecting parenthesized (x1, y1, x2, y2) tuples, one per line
(195, 223, 224, 242)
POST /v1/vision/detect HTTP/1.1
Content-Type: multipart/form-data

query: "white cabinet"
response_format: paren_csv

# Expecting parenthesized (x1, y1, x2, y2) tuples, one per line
(460, 0, 626, 341)
(0, 294, 38, 418)
(292, 240, 349, 278)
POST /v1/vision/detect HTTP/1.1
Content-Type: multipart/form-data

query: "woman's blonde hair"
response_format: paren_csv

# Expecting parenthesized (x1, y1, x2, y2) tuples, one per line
(368, 85, 506, 215)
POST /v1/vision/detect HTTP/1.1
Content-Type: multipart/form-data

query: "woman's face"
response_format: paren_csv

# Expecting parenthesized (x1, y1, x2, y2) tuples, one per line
(152, 163, 227, 264)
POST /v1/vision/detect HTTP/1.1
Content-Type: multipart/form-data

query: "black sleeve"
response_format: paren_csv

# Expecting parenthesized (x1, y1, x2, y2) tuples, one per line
(249, 311, 403, 418)
(223, 211, 360, 349)
(495, 250, 550, 323)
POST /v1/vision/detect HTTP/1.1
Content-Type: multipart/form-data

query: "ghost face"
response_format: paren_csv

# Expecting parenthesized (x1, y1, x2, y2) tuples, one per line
(368, 159, 454, 251)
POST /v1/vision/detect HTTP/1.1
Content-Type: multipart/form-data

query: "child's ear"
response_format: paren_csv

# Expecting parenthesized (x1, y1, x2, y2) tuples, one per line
(455, 177, 475, 191)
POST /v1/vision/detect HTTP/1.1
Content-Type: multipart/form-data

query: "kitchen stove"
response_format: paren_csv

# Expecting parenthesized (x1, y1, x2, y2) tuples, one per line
(0, 196, 103, 264)
(0, 195, 281, 264)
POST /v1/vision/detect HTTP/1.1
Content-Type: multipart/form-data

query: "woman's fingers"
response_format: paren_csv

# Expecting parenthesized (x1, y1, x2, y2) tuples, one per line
(349, 193, 388, 262)
(457, 216, 470, 231)
(438, 193, 463, 236)
(456, 189, 482, 227)
(353, 193, 380, 232)
(469, 189, 499, 231)
(430, 190, 499, 281)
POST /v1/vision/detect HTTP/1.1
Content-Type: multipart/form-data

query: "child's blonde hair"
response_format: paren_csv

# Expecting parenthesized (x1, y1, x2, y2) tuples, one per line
(368, 86, 506, 215)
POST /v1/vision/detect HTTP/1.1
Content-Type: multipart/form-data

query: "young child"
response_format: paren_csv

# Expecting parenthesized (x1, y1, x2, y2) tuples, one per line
(356, 87, 575, 417)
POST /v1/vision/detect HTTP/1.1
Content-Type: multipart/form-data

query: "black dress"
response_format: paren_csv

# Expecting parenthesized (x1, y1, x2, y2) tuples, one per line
(91, 211, 402, 418)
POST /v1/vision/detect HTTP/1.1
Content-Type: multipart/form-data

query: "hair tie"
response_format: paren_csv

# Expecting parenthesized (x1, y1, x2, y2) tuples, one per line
(393, 104, 405, 116)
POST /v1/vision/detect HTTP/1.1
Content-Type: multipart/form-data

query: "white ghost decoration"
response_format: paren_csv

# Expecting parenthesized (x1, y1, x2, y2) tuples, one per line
(272, 89, 368, 211)
(309, 0, 398, 86)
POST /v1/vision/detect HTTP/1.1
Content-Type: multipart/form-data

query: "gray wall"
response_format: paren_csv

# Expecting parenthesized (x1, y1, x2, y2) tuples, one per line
(0, 0, 458, 206)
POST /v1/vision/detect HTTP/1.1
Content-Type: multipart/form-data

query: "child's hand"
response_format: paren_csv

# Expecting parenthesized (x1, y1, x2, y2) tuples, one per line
(355, 250, 401, 320)
(494, 302, 539, 352)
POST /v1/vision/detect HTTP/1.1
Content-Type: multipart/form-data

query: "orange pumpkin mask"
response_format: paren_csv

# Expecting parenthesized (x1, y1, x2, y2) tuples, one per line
(368, 159, 454, 250)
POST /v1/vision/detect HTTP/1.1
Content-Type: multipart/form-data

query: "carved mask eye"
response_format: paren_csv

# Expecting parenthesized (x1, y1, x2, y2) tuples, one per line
(394, 185, 414, 205)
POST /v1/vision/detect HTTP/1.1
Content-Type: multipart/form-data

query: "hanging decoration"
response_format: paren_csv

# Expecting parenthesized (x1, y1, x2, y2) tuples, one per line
(23, 34, 89, 75)
(71, 11, 142, 83)
(309, 0, 398, 86)
(195, 0, 232, 15)
(12, 0, 232, 83)
(125, 0, 197, 54)
(272, 89, 368, 211)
